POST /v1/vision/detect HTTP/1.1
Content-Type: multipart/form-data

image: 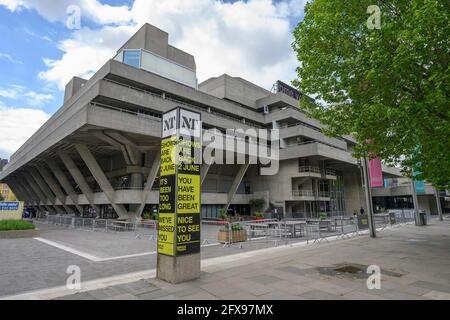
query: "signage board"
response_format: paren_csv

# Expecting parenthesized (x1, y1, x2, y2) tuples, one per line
(158, 107, 202, 257)
(0, 201, 23, 221)
(357, 214, 370, 230)
(389, 212, 397, 225)
(369, 157, 383, 188)
(275, 80, 301, 101)
(0, 202, 19, 211)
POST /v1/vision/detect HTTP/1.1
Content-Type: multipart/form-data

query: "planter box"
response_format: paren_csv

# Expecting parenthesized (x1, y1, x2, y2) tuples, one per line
(218, 230, 248, 243)
(0, 229, 40, 239)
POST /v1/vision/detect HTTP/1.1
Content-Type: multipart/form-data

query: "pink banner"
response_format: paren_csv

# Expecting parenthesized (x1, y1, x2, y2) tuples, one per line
(369, 157, 383, 188)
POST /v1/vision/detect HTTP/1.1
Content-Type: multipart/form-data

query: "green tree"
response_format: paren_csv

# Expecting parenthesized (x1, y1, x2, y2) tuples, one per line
(249, 198, 266, 214)
(293, 0, 449, 188)
(0, 194, 4, 202)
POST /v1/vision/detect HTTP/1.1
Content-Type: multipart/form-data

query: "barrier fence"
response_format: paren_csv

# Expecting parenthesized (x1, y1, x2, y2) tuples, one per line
(217, 211, 419, 247)
(41, 210, 424, 249)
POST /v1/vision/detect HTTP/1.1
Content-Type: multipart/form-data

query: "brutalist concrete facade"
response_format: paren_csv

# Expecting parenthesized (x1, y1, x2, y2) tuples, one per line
(0, 24, 402, 220)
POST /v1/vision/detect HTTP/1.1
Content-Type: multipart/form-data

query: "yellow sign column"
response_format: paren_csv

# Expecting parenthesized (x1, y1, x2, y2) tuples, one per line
(157, 107, 202, 283)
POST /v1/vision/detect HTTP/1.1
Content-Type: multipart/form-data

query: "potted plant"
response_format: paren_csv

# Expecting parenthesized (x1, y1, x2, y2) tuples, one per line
(142, 212, 151, 221)
(249, 198, 266, 217)
(255, 212, 265, 221)
(218, 207, 228, 225)
(319, 212, 328, 220)
(218, 223, 247, 243)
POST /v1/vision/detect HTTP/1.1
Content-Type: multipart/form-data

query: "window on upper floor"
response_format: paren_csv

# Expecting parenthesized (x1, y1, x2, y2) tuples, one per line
(123, 50, 141, 69)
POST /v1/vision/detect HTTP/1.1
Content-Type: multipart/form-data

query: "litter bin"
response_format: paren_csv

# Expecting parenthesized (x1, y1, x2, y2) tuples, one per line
(419, 211, 427, 226)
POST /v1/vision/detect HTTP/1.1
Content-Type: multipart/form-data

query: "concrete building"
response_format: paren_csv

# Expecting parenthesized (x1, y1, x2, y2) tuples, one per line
(372, 178, 450, 214)
(0, 158, 8, 172)
(0, 23, 403, 220)
(0, 183, 16, 202)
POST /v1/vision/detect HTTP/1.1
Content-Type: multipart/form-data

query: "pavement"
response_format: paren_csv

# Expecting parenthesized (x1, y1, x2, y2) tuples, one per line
(0, 220, 313, 297)
(2, 217, 450, 300)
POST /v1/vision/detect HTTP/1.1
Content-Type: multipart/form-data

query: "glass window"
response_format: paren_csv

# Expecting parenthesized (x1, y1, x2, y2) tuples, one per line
(123, 50, 141, 68)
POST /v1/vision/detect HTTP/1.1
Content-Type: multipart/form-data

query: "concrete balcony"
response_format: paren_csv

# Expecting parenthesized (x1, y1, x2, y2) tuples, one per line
(290, 190, 331, 202)
(324, 168, 337, 180)
(291, 190, 317, 201)
(296, 166, 337, 180)
(298, 166, 322, 178)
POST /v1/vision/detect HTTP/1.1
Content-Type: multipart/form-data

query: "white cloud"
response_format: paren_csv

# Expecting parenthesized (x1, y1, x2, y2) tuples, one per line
(0, 52, 23, 64)
(129, 0, 306, 89)
(2, 0, 308, 90)
(0, 103, 50, 158)
(39, 25, 137, 90)
(0, 0, 133, 25)
(0, 85, 54, 107)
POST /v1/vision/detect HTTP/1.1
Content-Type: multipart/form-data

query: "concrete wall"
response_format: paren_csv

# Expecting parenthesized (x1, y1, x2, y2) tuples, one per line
(343, 171, 364, 215)
(199, 74, 270, 109)
(118, 23, 196, 71)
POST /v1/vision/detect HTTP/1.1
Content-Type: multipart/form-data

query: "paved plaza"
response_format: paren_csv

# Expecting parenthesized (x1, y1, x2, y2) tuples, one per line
(1, 217, 450, 300)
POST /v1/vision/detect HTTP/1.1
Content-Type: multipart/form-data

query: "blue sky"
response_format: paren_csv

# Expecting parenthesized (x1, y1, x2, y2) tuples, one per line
(0, 0, 307, 159)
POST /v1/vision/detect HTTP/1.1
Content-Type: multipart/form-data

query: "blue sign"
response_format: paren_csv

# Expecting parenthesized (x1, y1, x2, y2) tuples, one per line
(0, 202, 20, 211)
(415, 180, 426, 194)
(413, 170, 426, 194)
(384, 179, 389, 188)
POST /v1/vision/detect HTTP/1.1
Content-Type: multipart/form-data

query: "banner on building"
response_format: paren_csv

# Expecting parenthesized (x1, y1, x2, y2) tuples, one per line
(0, 201, 24, 221)
(369, 157, 383, 188)
(157, 107, 202, 257)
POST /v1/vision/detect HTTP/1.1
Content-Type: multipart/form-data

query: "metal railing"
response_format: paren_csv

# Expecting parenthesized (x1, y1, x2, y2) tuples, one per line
(299, 166, 321, 174)
(44, 215, 156, 234)
(102, 78, 265, 129)
(215, 212, 420, 249)
(292, 190, 316, 197)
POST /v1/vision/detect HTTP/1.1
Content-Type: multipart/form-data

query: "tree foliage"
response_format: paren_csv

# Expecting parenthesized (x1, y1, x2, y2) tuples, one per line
(293, 0, 449, 188)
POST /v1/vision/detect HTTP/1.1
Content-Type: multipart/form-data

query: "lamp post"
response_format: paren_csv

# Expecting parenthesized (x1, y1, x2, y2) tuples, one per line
(410, 178, 422, 226)
(435, 189, 443, 222)
(361, 157, 376, 238)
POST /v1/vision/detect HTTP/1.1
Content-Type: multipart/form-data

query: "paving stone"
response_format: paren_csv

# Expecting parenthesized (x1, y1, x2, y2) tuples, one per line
(411, 280, 450, 293)
(246, 275, 283, 285)
(423, 290, 450, 300)
(299, 290, 345, 300)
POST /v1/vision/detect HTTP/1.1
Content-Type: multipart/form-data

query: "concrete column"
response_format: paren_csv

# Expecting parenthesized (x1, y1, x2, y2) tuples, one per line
(74, 144, 129, 219)
(22, 173, 48, 205)
(136, 150, 161, 217)
(104, 131, 142, 166)
(201, 164, 211, 185)
(29, 168, 56, 204)
(6, 181, 25, 203)
(225, 163, 250, 211)
(59, 153, 100, 214)
(37, 165, 75, 215)
(16, 178, 38, 206)
(28, 167, 62, 214)
(46, 160, 84, 215)
(130, 172, 144, 189)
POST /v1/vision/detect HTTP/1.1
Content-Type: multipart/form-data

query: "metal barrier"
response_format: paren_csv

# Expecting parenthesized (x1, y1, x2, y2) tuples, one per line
(134, 221, 157, 240)
(217, 216, 372, 249)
